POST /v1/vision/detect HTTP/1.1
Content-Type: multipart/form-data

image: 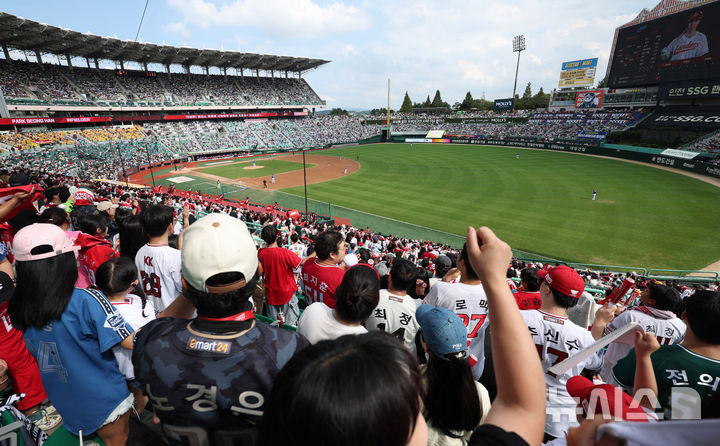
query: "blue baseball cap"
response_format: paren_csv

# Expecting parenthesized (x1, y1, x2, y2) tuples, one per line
(416, 304, 467, 360)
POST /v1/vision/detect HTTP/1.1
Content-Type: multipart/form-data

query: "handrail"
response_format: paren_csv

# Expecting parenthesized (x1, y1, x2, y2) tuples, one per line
(516, 257, 718, 282)
(647, 269, 719, 280)
(515, 258, 647, 275)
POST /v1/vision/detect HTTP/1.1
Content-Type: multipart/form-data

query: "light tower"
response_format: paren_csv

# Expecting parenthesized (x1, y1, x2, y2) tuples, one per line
(511, 35, 526, 113)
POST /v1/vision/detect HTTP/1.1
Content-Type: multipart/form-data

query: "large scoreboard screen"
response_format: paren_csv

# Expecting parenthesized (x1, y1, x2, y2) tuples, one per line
(608, 3, 720, 88)
(115, 69, 157, 78)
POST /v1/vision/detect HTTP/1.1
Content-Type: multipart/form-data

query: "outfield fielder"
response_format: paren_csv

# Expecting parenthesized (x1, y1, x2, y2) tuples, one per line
(592, 188, 597, 201)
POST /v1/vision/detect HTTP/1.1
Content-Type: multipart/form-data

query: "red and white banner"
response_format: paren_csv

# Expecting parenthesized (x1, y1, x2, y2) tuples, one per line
(0, 185, 44, 224)
(0, 116, 113, 125)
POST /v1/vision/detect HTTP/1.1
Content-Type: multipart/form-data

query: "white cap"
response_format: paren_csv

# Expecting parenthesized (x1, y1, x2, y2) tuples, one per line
(343, 253, 358, 268)
(181, 213, 258, 293)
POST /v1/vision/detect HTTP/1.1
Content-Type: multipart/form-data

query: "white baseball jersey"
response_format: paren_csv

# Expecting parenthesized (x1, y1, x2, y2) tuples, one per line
(297, 302, 367, 344)
(288, 242, 307, 259)
(135, 244, 183, 315)
(521, 309, 603, 438)
(111, 294, 156, 380)
(661, 31, 709, 61)
(366, 289, 421, 351)
(423, 281, 489, 379)
(600, 306, 686, 381)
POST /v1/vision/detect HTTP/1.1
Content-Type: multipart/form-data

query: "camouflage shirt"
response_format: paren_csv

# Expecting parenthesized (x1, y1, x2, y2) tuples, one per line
(132, 317, 309, 442)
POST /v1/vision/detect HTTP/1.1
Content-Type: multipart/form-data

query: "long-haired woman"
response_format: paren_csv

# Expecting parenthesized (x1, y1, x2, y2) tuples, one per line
(9, 223, 134, 446)
(416, 304, 491, 445)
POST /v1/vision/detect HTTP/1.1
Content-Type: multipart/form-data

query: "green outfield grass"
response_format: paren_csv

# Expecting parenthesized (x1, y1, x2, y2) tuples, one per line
(198, 160, 311, 178)
(268, 143, 720, 270)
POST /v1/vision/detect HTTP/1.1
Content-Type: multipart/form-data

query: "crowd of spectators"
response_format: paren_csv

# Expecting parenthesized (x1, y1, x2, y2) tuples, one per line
(0, 131, 75, 151)
(63, 67, 127, 103)
(0, 60, 323, 106)
(0, 167, 718, 445)
(388, 111, 648, 142)
(1, 109, 717, 181)
(684, 130, 720, 154)
(77, 126, 146, 143)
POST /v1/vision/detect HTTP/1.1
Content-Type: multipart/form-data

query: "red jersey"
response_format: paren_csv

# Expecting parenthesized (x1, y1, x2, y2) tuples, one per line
(300, 257, 345, 308)
(0, 302, 48, 410)
(258, 246, 301, 306)
(76, 233, 119, 286)
(0, 223, 16, 263)
(420, 251, 436, 260)
(513, 290, 542, 310)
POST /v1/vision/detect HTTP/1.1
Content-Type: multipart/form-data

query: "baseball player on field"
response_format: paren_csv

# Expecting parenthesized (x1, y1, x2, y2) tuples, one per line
(519, 265, 603, 441)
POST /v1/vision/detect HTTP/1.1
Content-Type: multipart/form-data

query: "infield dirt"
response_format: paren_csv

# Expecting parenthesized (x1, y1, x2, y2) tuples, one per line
(184, 153, 359, 190)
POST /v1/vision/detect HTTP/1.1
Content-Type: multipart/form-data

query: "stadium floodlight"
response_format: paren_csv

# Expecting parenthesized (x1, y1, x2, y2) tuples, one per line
(511, 34, 526, 112)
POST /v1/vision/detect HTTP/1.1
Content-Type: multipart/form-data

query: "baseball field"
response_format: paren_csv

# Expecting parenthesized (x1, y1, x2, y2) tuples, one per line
(143, 143, 720, 271)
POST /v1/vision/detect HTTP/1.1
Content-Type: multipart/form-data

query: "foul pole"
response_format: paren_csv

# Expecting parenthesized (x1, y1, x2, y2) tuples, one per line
(387, 78, 391, 140)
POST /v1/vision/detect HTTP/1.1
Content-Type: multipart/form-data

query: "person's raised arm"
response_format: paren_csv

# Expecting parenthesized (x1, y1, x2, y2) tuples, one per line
(0, 188, 34, 222)
(633, 331, 660, 410)
(591, 305, 617, 340)
(466, 226, 545, 446)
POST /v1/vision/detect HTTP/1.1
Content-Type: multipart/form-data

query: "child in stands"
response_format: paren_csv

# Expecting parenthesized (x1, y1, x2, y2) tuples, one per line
(96, 256, 155, 415)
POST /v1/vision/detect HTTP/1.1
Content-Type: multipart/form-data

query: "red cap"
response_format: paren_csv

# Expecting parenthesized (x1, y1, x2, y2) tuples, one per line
(567, 376, 652, 422)
(537, 265, 585, 298)
(688, 10, 703, 21)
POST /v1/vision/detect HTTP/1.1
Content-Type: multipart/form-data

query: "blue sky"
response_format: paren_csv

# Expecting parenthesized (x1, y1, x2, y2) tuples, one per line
(2, 0, 648, 109)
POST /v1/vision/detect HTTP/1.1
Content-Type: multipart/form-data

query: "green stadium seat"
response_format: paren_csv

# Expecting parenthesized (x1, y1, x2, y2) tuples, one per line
(44, 425, 105, 446)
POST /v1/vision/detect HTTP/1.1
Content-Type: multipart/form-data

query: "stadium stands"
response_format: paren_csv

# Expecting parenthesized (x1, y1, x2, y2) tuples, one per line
(684, 130, 720, 154)
(0, 59, 323, 107)
(4, 108, 720, 181)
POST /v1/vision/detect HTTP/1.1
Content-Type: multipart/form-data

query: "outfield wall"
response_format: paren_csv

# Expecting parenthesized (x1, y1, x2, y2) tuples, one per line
(446, 138, 720, 179)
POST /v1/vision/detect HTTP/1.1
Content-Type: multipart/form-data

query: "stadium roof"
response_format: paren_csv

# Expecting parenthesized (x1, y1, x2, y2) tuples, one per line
(0, 12, 330, 73)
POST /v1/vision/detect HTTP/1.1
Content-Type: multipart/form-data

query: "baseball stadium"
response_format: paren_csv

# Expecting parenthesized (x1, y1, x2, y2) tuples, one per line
(1, 0, 720, 444)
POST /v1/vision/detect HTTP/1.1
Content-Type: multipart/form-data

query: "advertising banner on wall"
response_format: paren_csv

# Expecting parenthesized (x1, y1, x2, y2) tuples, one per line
(575, 90, 605, 108)
(493, 98, 514, 111)
(577, 130, 607, 140)
(643, 108, 720, 130)
(559, 58, 598, 88)
(658, 79, 720, 99)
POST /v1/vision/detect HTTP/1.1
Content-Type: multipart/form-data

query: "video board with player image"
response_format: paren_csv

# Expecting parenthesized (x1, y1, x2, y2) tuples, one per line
(608, 3, 720, 88)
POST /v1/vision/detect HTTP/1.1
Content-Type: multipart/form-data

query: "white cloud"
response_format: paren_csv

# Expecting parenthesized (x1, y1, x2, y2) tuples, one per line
(164, 22, 192, 38)
(304, 1, 641, 108)
(157, 0, 647, 108)
(167, 0, 372, 38)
